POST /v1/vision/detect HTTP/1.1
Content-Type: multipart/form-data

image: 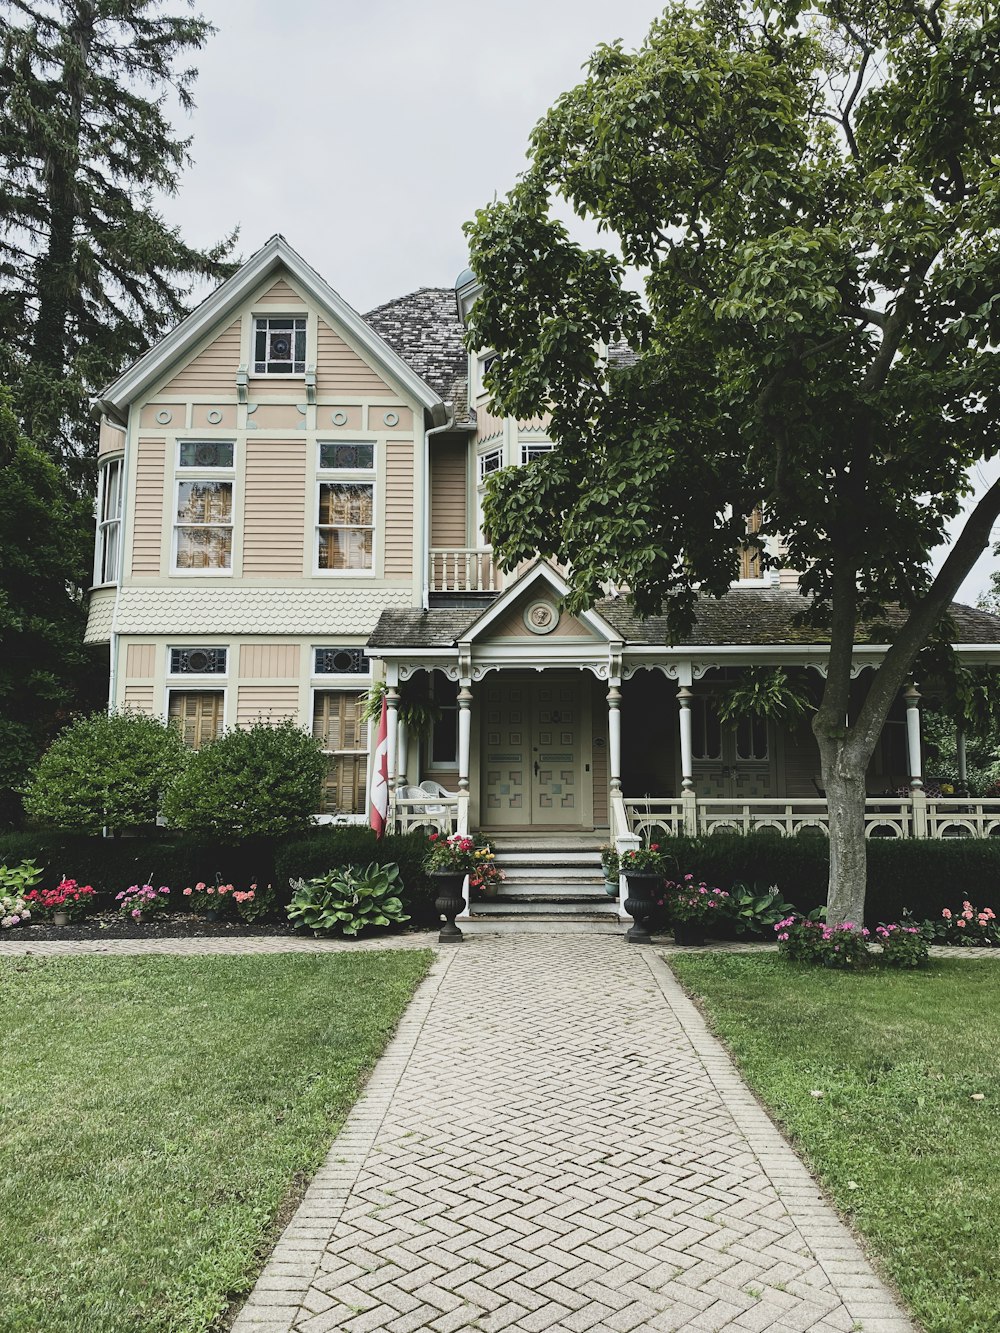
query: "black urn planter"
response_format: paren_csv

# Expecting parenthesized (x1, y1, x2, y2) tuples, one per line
(430, 871, 466, 943)
(672, 921, 707, 947)
(623, 871, 661, 944)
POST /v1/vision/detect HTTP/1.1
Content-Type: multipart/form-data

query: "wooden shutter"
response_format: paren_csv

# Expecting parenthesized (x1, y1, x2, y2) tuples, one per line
(168, 691, 224, 748)
(313, 692, 367, 814)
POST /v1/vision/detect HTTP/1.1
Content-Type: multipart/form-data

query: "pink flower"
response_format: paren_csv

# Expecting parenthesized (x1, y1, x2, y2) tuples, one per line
(195, 882, 206, 891)
(942, 909, 952, 919)
(957, 919, 966, 927)
(131, 908, 141, 919)
(183, 887, 192, 896)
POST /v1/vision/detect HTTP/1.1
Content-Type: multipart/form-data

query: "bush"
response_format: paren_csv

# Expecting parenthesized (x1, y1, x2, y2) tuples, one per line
(21, 710, 187, 834)
(275, 829, 436, 925)
(776, 914, 870, 968)
(874, 923, 929, 967)
(162, 720, 326, 841)
(287, 863, 409, 937)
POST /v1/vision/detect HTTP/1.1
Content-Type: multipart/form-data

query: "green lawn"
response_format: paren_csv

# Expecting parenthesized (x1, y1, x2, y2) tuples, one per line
(0, 950, 432, 1333)
(668, 953, 1000, 1333)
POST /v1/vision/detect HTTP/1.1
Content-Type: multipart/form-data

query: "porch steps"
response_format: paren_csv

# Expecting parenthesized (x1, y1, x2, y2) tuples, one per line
(464, 834, 623, 935)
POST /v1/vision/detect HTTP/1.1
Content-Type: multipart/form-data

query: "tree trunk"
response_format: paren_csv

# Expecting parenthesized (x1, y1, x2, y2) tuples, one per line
(819, 739, 869, 927)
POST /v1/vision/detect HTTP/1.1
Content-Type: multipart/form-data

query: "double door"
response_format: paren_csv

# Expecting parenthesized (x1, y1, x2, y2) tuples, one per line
(482, 675, 589, 826)
(690, 695, 775, 799)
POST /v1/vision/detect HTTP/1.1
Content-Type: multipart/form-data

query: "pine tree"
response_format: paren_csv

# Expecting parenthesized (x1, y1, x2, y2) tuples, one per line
(0, 0, 237, 472)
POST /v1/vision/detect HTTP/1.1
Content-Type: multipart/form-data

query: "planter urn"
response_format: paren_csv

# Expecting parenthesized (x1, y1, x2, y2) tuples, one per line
(623, 872, 660, 944)
(430, 871, 466, 943)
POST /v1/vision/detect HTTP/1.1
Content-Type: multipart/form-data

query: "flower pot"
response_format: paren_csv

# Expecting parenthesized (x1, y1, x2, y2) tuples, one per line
(672, 922, 707, 947)
(430, 870, 466, 943)
(604, 876, 619, 898)
(53, 910, 70, 928)
(202, 909, 220, 923)
(623, 871, 661, 944)
(479, 883, 499, 899)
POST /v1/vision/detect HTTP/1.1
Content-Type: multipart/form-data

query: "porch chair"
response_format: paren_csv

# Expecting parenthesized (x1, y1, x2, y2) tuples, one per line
(416, 779, 458, 813)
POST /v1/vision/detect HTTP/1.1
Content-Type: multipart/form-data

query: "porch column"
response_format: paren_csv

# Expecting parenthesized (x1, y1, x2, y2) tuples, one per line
(678, 685, 698, 835)
(608, 681, 622, 795)
(397, 720, 409, 787)
(457, 677, 473, 837)
(386, 680, 400, 802)
(957, 728, 968, 791)
(904, 683, 927, 838)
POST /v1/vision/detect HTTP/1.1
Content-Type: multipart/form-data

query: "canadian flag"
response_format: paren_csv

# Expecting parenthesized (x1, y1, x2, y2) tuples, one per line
(369, 695, 389, 839)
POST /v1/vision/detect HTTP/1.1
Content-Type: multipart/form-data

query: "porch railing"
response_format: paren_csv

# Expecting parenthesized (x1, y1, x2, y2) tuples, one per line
(392, 793, 459, 837)
(428, 548, 501, 594)
(623, 796, 1000, 840)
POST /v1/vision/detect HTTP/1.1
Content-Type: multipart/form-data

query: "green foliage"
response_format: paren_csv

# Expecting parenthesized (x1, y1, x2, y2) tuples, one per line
(287, 863, 410, 937)
(875, 923, 931, 967)
(921, 706, 1000, 794)
(358, 677, 440, 738)
(275, 829, 436, 925)
(727, 882, 798, 937)
(162, 720, 325, 841)
(0, 1, 237, 468)
(22, 708, 186, 834)
(0, 392, 103, 824)
(717, 669, 812, 725)
(776, 915, 871, 968)
(0, 859, 43, 898)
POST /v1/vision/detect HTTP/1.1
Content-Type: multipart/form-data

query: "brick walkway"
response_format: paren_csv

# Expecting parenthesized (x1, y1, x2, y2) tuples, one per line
(229, 935, 913, 1333)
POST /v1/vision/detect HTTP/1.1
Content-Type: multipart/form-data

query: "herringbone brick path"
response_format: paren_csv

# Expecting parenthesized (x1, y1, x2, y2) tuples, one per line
(233, 936, 913, 1333)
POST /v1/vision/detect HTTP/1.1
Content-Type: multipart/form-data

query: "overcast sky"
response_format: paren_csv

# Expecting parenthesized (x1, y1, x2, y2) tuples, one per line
(159, 0, 998, 605)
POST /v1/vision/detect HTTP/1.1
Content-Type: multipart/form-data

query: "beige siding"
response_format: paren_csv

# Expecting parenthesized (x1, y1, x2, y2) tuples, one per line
(123, 684, 155, 715)
(131, 438, 166, 575)
(242, 439, 307, 576)
(489, 599, 593, 641)
(431, 441, 468, 547)
(476, 404, 505, 440)
(99, 418, 125, 457)
(240, 643, 301, 678)
(192, 404, 238, 429)
(161, 319, 242, 395)
(384, 440, 414, 578)
(126, 643, 156, 678)
(317, 404, 363, 430)
(236, 685, 299, 726)
(368, 405, 413, 431)
(140, 403, 182, 429)
(591, 681, 609, 826)
(315, 319, 389, 394)
(255, 278, 303, 305)
(248, 403, 302, 430)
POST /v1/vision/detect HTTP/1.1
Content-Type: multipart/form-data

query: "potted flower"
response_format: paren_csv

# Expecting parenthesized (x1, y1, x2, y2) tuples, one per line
(116, 883, 171, 922)
(599, 845, 619, 896)
(233, 883, 275, 924)
(180, 878, 233, 921)
(423, 833, 481, 943)
(25, 877, 96, 926)
(619, 844, 668, 943)
(469, 845, 505, 899)
(663, 874, 730, 946)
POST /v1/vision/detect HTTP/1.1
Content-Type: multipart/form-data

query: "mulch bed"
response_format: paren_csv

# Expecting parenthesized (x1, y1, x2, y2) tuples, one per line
(6, 912, 302, 943)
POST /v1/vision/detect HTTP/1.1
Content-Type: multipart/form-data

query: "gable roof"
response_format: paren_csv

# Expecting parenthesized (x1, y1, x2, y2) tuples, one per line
(364, 288, 470, 421)
(96, 235, 449, 425)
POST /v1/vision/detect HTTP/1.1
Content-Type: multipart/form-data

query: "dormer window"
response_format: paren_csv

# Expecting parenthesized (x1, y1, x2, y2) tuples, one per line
(253, 316, 306, 375)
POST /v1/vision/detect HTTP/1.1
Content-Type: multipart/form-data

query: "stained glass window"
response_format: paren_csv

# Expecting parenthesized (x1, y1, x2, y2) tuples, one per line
(319, 442, 374, 471)
(253, 316, 306, 374)
(179, 441, 234, 469)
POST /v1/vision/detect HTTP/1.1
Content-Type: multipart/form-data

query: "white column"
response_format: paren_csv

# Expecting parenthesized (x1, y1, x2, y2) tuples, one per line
(678, 686, 694, 792)
(957, 728, 967, 790)
(386, 682, 400, 801)
(608, 680, 622, 795)
(396, 720, 409, 788)
(457, 678, 473, 836)
(904, 683, 922, 789)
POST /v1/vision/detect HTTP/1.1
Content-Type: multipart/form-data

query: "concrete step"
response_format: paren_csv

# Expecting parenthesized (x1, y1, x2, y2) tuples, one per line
(461, 918, 624, 935)
(496, 851, 603, 867)
(497, 882, 612, 899)
(502, 868, 605, 884)
(475, 897, 620, 916)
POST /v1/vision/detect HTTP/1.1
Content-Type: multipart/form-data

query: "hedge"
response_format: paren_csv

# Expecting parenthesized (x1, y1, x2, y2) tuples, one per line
(274, 829, 436, 926)
(656, 833, 1000, 924)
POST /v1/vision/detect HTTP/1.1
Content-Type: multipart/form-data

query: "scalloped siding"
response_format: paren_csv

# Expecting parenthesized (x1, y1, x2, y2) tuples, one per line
(85, 588, 116, 643)
(114, 586, 414, 635)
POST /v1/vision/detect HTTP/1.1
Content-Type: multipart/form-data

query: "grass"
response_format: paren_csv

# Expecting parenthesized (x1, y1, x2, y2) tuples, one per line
(667, 953, 1000, 1333)
(0, 950, 432, 1333)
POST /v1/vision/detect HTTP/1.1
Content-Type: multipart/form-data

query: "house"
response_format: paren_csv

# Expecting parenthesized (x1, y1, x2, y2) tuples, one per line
(86, 234, 1000, 854)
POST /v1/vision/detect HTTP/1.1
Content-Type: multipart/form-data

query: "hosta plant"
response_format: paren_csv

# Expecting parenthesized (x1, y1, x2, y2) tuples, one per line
(287, 862, 409, 937)
(0, 860, 41, 929)
(728, 883, 797, 938)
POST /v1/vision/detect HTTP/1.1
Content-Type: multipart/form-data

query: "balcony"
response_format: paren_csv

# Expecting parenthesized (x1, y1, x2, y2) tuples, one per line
(428, 548, 502, 604)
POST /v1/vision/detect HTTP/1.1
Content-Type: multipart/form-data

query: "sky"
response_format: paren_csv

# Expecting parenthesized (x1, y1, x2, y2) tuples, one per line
(158, 0, 998, 606)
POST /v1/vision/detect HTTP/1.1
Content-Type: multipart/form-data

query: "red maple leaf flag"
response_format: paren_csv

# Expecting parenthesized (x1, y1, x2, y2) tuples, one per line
(369, 694, 389, 839)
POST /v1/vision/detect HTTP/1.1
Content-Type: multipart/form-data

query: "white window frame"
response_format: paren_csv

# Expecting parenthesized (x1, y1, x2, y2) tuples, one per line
(94, 457, 123, 587)
(171, 440, 236, 576)
(519, 440, 555, 465)
(476, 351, 497, 398)
(314, 439, 377, 577)
(477, 446, 504, 484)
(251, 314, 307, 378)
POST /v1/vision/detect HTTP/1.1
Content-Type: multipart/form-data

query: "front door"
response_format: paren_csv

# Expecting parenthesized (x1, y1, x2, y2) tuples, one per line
(690, 695, 775, 798)
(482, 675, 587, 826)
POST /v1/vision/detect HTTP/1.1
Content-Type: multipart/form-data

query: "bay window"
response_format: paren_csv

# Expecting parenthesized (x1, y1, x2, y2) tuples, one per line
(95, 458, 123, 585)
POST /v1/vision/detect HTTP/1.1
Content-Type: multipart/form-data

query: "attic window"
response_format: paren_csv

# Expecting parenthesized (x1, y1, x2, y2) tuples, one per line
(253, 316, 306, 374)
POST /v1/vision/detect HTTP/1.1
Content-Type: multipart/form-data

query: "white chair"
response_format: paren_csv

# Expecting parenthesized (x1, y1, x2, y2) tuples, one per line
(417, 779, 458, 813)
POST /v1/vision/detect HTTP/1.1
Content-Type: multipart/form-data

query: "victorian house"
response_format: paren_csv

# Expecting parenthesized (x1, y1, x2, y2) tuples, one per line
(86, 235, 1000, 875)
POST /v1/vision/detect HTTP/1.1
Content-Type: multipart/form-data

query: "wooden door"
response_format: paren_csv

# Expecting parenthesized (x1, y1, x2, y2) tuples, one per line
(482, 678, 531, 824)
(531, 678, 581, 824)
(482, 676, 585, 826)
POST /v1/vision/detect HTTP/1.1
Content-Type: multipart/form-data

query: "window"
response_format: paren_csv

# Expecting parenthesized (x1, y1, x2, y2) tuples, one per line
(739, 507, 764, 580)
(314, 647, 370, 675)
(428, 674, 458, 767)
(253, 316, 306, 375)
(96, 458, 123, 585)
(173, 439, 235, 572)
(168, 691, 224, 748)
(735, 716, 769, 761)
(316, 440, 375, 572)
(478, 447, 503, 484)
(520, 441, 555, 465)
(169, 647, 228, 675)
(691, 697, 722, 761)
(313, 691, 367, 814)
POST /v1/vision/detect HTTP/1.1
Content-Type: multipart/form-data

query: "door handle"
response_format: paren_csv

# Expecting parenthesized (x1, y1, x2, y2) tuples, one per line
(534, 760, 539, 777)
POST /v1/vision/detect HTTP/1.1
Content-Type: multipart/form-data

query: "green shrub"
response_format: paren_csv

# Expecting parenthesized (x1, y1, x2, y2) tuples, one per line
(275, 828, 436, 925)
(21, 710, 187, 834)
(162, 720, 325, 841)
(287, 862, 410, 936)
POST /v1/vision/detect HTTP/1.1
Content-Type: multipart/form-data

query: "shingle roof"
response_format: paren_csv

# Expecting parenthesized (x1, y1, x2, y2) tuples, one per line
(364, 288, 470, 421)
(368, 590, 1000, 651)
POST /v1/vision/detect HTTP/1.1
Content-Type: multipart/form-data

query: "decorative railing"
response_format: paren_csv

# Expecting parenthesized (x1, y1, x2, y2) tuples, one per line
(428, 548, 501, 594)
(623, 796, 1000, 840)
(392, 794, 459, 837)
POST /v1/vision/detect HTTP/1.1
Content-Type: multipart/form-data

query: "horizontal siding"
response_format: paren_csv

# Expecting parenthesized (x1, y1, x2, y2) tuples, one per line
(315, 319, 389, 394)
(131, 438, 166, 575)
(236, 685, 299, 727)
(162, 319, 242, 395)
(126, 643, 156, 678)
(240, 643, 301, 678)
(242, 439, 307, 576)
(99, 419, 125, 457)
(431, 441, 468, 547)
(123, 685, 155, 715)
(384, 440, 414, 578)
(255, 278, 303, 305)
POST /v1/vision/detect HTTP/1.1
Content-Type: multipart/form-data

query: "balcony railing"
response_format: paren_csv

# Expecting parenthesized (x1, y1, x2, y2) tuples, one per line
(623, 796, 1000, 840)
(428, 548, 501, 594)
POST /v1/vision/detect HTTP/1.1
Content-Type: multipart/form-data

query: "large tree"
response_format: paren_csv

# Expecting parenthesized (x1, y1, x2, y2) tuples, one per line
(0, 0, 236, 471)
(464, 0, 1000, 925)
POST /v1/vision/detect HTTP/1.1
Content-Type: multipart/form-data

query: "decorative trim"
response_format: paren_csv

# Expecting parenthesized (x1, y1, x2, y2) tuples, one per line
(155, 409, 173, 425)
(332, 411, 348, 426)
(206, 409, 223, 425)
(523, 601, 558, 635)
(383, 411, 400, 427)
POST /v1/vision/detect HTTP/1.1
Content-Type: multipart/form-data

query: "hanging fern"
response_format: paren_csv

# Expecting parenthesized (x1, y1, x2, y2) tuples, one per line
(358, 678, 441, 739)
(717, 668, 813, 725)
